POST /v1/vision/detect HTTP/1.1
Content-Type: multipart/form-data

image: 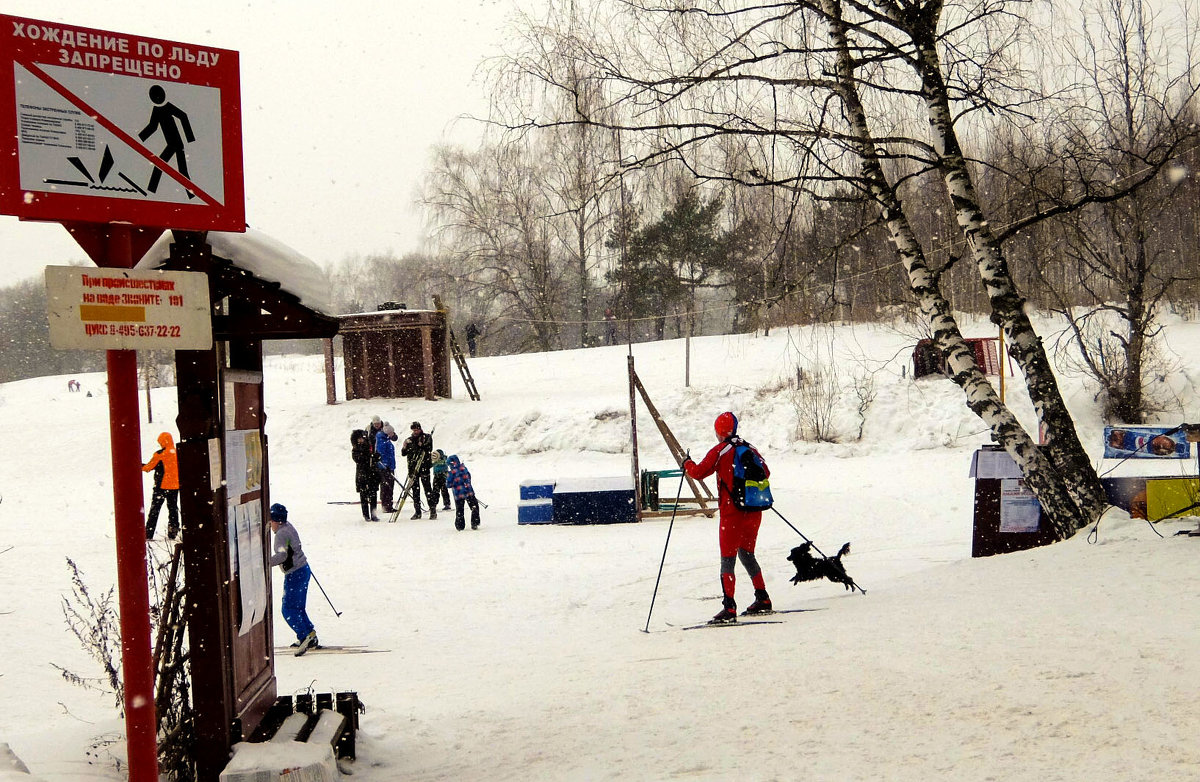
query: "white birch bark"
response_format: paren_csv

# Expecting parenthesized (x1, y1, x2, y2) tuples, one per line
(820, 0, 1083, 537)
(896, 13, 1108, 526)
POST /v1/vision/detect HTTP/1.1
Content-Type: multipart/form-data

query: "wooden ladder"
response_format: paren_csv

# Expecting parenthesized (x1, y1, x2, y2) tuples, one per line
(448, 329, 481, 401)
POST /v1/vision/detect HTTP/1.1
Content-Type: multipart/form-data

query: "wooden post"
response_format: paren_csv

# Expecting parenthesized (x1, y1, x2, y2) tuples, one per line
(998, 327, 1006, 404)
(421, 325, 435, 400)
(685, 333, 691, 388)
(387, 332, 398, 398)
(169, 235, 236, 782)
(628, 353, 641, 520)
(143, 354, 153, 423)
(323, 338, 337, 405)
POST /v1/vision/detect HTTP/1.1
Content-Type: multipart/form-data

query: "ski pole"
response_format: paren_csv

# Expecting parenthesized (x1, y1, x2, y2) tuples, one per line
(309, 569, 342, 617)
(643, 466, 689, 633)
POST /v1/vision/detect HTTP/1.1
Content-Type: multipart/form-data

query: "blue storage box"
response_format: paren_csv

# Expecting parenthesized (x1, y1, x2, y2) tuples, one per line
(520, 479, 555, 501)
(518, 499, 555, 525)
(551, 476, 637, 525)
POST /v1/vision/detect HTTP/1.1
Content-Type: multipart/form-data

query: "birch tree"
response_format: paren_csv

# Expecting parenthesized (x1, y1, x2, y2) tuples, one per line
(423, 142, 569, 352)
(496, 0, 1114, 534)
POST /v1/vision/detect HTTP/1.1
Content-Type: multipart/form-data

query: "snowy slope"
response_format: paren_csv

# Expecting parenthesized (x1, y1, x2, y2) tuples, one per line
(0, 319, 1198, 781)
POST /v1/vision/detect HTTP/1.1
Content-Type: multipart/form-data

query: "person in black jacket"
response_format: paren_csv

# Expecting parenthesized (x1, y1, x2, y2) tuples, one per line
(464, 323, 481, 357)
(400, 421, 435, 519)
(351, 429, 381, 521)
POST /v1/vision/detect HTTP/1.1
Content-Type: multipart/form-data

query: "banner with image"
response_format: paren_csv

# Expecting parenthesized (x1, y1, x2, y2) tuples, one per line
(1103, 426, 1191, 459)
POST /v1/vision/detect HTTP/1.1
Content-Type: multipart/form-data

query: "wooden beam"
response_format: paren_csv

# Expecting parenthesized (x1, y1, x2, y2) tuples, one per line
(323, 339, 337, 405)
(641, 508, 716, 519)
(421, 326, 435, 400)
(631, 369, 715, 509)
(628, 355, 641, 519)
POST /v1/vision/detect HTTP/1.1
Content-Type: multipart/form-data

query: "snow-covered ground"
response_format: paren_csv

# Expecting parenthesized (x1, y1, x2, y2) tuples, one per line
(1, 317, 1199, 781)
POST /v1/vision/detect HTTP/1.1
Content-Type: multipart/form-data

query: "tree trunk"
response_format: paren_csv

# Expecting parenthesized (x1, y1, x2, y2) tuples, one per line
(909, 36, 1107, 529)
(822, 0, 1084, 537)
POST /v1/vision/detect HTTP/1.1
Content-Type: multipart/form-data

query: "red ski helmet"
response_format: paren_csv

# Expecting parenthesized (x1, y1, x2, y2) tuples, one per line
(714, 411, 738, 440)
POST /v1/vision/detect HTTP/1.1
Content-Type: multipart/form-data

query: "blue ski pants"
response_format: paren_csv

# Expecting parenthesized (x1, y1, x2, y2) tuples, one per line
(281, 563, 315, 642)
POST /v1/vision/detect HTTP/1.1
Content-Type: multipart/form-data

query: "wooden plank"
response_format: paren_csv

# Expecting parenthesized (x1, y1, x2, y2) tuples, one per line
(641, 508, 716, 519)
(268, 712, 311, 743)
(629, 355, 642, 519)
(631, 371, 714, 508)
(306, 709, 348, 749)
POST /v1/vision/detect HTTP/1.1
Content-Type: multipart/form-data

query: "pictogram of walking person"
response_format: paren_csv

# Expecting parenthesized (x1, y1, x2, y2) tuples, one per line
(138, 84, 195, 197)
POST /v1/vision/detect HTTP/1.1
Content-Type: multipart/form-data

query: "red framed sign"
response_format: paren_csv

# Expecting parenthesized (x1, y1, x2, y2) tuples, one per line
(0, 15, 244, 232)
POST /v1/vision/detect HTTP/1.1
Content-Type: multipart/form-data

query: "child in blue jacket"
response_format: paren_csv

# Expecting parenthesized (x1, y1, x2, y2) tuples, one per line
(445, 454, 481, 531)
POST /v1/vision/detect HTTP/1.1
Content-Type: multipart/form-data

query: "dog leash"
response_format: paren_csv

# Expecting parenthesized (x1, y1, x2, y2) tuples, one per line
(769, 506, 829, 558)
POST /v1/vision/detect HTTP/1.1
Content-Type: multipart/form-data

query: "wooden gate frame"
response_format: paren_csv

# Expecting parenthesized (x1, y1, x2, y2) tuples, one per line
(627, 354, 716, 520)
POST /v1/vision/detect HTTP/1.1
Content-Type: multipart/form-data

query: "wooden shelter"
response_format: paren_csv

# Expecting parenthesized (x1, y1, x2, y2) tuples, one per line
(139, 230, 340, 782)
(340, 307, 451, 401)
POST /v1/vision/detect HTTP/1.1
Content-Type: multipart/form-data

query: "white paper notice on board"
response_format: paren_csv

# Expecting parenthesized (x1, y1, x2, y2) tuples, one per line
(45, 265, 212, 350)
(999, 478, 1041, 533)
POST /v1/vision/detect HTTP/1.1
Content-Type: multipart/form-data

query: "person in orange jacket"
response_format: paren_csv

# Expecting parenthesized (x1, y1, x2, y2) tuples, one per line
(683, 412, 772, 622)
(143, 431, 180, 539)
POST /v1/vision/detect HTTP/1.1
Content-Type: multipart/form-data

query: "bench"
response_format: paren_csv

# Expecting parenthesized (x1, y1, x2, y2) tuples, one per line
(220, 692, 361, 782)
(640, 469, 715, 514)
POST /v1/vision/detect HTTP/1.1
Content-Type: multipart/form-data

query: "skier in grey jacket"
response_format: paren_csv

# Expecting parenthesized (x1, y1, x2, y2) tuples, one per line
(268, 503, 318, 655)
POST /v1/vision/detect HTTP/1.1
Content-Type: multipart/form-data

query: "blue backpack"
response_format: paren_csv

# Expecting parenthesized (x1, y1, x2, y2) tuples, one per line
(725, 440, 773, 511)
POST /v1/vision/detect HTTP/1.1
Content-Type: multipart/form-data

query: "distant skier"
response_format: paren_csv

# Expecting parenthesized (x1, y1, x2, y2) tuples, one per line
(142, 431, 180, 539)
(138, 84, 195, 195)
(446, 454, 481, 531)
(464, 323, 481, 357)
(682, 412, 772, 623)
(268, 503, 318, 656)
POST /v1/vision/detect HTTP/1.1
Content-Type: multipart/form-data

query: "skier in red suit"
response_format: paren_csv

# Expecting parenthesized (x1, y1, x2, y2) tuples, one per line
(683, 411, 772, 622)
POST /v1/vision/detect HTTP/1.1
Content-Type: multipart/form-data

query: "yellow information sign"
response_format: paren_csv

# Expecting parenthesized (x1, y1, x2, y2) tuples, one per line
(45, 265, 212, 350)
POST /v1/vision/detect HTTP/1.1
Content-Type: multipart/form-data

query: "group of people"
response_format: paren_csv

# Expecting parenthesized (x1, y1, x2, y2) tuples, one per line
(142, 405, 770, 654)
(351, 416, 481, 531)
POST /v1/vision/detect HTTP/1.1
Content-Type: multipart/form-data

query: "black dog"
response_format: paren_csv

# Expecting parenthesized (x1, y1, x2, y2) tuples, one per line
(786, 541, 864, 593)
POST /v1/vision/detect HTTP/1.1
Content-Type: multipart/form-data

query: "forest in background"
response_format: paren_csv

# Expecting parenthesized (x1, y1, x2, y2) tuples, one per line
(3, 0, 1198, 431)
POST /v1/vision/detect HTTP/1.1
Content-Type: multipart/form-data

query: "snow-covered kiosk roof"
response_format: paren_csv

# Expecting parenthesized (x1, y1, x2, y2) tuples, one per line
(135, 228, 338, 340)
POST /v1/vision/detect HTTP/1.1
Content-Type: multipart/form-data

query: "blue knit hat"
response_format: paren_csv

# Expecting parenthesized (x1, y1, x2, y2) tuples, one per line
(269, 503, 288, 522)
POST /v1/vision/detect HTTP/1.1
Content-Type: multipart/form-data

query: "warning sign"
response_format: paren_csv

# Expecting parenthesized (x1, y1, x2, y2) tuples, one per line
(0, 15, 244, 231)
(45, 265, 213, 350)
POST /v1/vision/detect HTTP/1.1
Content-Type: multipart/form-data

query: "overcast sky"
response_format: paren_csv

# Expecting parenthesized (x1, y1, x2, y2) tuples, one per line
(0, 0, 527, 287)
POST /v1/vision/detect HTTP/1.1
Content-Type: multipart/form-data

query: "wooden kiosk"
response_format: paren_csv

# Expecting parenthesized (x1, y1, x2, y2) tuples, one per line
(141, 230, 340, 781)
(340, 306, 451, 400)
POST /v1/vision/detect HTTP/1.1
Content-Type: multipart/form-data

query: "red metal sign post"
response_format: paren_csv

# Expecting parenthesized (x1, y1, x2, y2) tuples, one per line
(1, 15, 244, 782)
(101, 227, 158, 782)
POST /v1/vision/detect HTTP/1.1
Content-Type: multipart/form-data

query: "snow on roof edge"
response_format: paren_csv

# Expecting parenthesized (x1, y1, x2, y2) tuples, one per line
(135, 228, 333, 316)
